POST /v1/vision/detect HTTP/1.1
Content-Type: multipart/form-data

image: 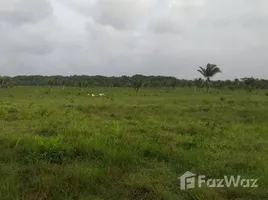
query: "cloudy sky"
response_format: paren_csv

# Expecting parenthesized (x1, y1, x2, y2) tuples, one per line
(0, 0, 267, 79)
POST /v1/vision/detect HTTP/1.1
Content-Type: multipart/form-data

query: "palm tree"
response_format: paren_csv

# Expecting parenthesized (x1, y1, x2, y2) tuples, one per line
(198, 63, 221, 92)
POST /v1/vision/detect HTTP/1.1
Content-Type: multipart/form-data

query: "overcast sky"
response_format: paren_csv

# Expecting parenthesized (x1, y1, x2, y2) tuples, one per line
(0, 0, 267, 79)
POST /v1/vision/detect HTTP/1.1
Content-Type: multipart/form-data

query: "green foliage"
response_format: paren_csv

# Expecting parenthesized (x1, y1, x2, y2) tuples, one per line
(241, 77, 256, 93)
(2, 74, 268, 92)
(113, 121, 120, 136)
(0, 76, 13, 88)
(198, 63, 222, 92)
(198, 63, 222, 78)
(131, 75, 144, 95)
(171, 78, 177, 91)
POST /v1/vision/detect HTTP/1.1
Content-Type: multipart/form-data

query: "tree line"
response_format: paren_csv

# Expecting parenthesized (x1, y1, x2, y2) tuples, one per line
(0, 64, 268, 92)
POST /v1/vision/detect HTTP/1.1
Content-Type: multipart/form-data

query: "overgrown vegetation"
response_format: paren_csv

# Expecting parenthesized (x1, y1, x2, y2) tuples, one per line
(4, 73, 268, 92)
(0, 86, 268, 199)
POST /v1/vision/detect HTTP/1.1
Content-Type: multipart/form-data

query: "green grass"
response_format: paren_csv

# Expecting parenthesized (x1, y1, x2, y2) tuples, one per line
(0, 86, 268, 200)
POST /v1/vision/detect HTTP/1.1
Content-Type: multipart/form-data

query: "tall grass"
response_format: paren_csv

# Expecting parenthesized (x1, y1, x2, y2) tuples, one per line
(0, 87, 268, 199)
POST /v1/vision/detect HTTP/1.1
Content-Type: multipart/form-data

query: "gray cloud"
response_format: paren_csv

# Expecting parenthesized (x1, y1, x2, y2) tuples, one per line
(148, 17, 182, 34)
(0, 0, 268, 79)
(62, 0, 157, 30)
(0, 0, 53, 24)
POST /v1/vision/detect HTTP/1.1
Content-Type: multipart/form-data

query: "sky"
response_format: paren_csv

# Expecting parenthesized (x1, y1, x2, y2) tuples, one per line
(0, 0, 268, 80)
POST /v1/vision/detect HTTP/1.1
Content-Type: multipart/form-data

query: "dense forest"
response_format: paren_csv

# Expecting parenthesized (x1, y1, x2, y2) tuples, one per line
(0, 75, 267, 92)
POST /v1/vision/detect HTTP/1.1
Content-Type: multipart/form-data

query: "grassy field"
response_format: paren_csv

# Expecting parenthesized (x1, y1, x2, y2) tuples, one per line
(0, 86, 268, 200)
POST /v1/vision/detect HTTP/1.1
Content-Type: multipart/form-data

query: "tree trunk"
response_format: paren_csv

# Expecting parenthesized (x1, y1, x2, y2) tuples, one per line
(206, 77, 210, 93)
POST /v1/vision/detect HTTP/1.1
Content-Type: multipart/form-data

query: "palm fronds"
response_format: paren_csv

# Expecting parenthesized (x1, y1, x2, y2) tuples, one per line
(198, 64, 221, 78)
(197, 63, 222, 92)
